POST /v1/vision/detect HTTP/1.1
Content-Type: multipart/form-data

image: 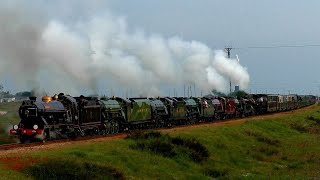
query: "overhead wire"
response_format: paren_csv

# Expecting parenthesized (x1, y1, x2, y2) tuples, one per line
(231, 44, 320, 50)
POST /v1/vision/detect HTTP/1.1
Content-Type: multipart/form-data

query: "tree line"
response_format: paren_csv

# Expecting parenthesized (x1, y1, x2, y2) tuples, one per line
(0, 84, 32, 98)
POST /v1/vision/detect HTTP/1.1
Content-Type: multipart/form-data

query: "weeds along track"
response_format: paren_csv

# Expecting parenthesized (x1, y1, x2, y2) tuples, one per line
(0, 104, 317, 153)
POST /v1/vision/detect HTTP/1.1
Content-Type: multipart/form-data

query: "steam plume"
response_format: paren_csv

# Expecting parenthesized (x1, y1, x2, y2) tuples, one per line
(0, 1, 250, 96)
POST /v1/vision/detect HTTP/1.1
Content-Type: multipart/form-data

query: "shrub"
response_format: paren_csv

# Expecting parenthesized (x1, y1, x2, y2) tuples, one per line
(306, 116, 320, 124)
(143, 131, 162, 139)
(256, 136, 280, 146)
(69, 151, 88, 158)
(251, 152, 266, 161)
(126, 130, 145, 139)
(171, 137, 185, 146)
(204, 167, 229, 178)
(129, 131, 209, 162)
(244, 129, 281, 146)
(256, 145, 279, 156)
(290, 121, 309, 133)
(289, 116, 320, 134)
(148, 140, 176, 157)
(24, 159, 124, 180)
(183, 139, 209, 162)
(306, 127, 320, 134)
(126, 130, 162, 140)
(288, 161, 304, 169)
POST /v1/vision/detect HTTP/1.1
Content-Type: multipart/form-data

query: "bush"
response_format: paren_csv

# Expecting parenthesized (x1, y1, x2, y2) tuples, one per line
(256, 136, 280, 146)
(244, 129, 281, 146)
(129, 131, 209, 162)
(256, 145, 279, 156)
(126, 130, 145, 139)
(204, 167, 229, 178)
(171, 137, 185, 146)
(148, 140, 176, 157)
(126, 130, 162, 140)
(290, 121, 310, 133)
(69, 151, 88, 158)
(306, 127, 320, 134)
(24, 159, 124, 180)
(306, 116, 320, 124)
(143, 131, 162, 139)
(288, 161, 304, 169)
(183, 139, 209, 162)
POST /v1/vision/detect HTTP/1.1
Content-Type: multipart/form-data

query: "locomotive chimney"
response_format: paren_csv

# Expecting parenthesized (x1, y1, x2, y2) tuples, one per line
(29, 96, 37, 101)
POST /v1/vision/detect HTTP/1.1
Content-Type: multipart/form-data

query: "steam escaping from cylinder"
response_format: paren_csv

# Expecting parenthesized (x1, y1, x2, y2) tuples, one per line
(0, 1, 250, 96)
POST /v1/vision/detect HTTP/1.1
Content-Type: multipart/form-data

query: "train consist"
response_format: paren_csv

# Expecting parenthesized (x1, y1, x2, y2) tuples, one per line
(9, 93, 317, 143)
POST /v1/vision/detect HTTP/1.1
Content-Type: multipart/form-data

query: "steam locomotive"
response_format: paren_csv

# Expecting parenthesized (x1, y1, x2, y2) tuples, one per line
(9, 93, 317, 143)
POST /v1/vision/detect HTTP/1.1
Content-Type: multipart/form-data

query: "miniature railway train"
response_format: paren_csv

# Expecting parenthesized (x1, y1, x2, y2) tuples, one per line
(9, 93, 317, 143)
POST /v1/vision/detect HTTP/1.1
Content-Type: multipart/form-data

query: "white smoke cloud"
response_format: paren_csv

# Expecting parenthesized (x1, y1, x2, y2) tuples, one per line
(0, 1, 250, 96)
(212, 50, 250, 90)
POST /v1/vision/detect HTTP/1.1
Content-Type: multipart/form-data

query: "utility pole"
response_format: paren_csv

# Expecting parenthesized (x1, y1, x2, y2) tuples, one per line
(225, 47, 232, 95)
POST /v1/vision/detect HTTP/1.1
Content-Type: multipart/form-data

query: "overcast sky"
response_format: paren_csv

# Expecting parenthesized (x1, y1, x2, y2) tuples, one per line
(106, 0, 320, 95)
(1, 0, 320, 95)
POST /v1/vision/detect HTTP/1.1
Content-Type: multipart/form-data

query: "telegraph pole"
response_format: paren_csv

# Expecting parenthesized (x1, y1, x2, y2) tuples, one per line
(225, 47, 232, 94)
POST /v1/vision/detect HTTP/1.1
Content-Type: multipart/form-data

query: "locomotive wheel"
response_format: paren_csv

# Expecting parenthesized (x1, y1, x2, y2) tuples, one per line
(159, 122, 164, 128)
(106, 128, 110, 134)
(100, 129, 106, 135)
(113, 122, 119, 133)
(69, 131, 77, 139)
(42, 129, 50, 142)
(105, 122, 112, 134)
(149, 123, 154, 129)
(110, 126, 115, 134)
(155, 123, 159, 128)
(94, 128, 99, 135)
(214, 113, 221, 120)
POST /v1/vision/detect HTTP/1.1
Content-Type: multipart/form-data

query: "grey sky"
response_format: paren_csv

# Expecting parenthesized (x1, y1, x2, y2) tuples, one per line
(1, 0, 320, 95)
(106, 0, 320, 95)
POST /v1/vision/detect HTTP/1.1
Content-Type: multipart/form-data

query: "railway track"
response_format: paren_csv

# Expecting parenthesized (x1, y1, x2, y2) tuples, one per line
(0, 142, 43, 151)
(0, 133, 127, 151)
(0, 104, 316, 152)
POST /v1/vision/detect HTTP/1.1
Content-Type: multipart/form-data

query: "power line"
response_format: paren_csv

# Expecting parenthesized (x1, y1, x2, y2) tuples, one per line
(233, 44, 320, 50)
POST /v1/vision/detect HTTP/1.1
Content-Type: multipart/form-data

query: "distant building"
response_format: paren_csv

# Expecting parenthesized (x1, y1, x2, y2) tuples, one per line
(0, 97, 15, 103)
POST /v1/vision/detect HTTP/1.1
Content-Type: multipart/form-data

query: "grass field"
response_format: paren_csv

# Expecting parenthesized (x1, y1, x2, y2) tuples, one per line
(0, 103, 319, 179)
(0, 102, 21, 144)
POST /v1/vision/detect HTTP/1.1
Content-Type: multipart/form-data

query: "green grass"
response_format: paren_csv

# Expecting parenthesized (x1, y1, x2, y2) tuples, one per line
(0, 104, 319, 179)
(0, 102, 21, 144)
(0, 102, 21, 125)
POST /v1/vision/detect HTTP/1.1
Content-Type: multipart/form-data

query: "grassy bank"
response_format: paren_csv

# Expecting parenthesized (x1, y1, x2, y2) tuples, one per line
(0, 105, 319, 179)
(0, 102, 20, 144)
